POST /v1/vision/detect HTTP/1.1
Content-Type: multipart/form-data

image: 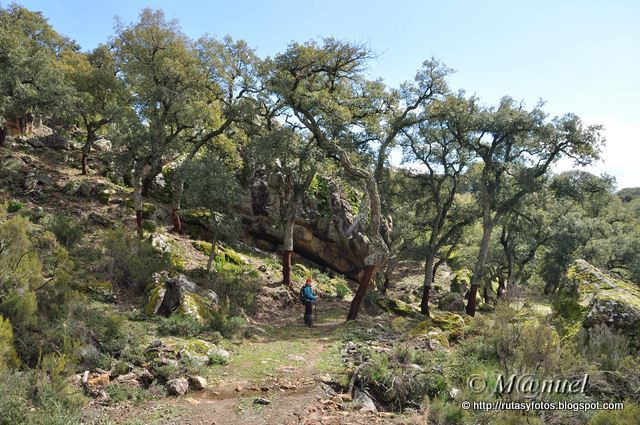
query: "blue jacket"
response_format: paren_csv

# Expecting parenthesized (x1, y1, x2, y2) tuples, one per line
(303, 285, 316, 302)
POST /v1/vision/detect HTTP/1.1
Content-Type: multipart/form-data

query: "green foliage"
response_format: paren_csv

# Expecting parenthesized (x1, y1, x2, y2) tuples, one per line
(0, 368, 84, 425)
(588, 401, 640, 425)
(106, 383, 150, 405)
(102, 227, 169, 293)
(157, 314, 204, 337)
(358, 345, 448, 411)
(0, 316, 19, 371)
(428, 397, 468, 425)
(6, 200, 23, 213)
(44, 213, 83, 248)
(336, 282, 349, 299)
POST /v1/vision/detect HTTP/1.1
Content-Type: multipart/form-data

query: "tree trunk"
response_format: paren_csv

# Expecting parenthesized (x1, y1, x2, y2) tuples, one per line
(171, 178, 185, 233)
(282, 250, 293, 288)
(81, 130, 94, 176)
(420, 254, 436, 315)
(497, 276, 506, 298)
(282, 213, 295, 287)
(0, 126, 6, 146)
(382, 268, 390, 295)
(347, 265, 376, 321)
(466, 285, 478, 316)
(483, 284, 490, 303)
(81, 153, 88, 175)
(432, 257, 445, 283)
(132, 165, 144, 239)
(466, 219, 494, 316)
(206, 239, 218, 273)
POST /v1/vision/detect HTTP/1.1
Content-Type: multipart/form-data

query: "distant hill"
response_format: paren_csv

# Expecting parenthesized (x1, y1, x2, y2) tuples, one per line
(617, 187, 640, 202)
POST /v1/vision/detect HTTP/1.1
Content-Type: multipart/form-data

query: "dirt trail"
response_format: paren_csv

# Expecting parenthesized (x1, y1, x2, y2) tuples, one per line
(85, 303, 394, 425)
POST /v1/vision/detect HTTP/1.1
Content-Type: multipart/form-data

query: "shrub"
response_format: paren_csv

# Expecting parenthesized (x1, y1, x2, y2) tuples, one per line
(0, 316, 19, 371)
(588, 401, 640, 425)
(428, 397, 468, 425)
(143, 219, 157, 232)
(7, 200, 23, 213)
(208, 270, 258, 314)
(336, 282, 349, 299)
(103, 227, 169, 293)
(106, 383, 149, 405)
(223, 316, 246, 339)
(362, 290, 383, 315)
(581, 324, 630, 371)
(157, 314, 203, 337)
(44, 213, 83, 248)
(358, 345, 448, 411)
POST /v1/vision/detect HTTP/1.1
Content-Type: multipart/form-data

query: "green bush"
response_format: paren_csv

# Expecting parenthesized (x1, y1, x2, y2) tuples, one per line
(428, 397, 467, 425)
(358, 345, 447, 411)
(0, 316, 19, 371)
(588, 401, 640, 425)
(44, 213, 83, 248)
(157, 314, 203, 337)
(143, 219, 157, 232)
(7, 200, 23, 213)
(103, 227, 169, 293)
(0, 368, 84, 425)
(336, 282, 349, 299)
(208, 270, 258, 314)
(106, 383, 150, 405)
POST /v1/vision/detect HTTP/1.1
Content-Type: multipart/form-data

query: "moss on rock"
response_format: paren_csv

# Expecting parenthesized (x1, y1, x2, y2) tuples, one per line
(555, 259, 640, 344)
(409, 311, 465, 341)
(378, 297, 419, 318)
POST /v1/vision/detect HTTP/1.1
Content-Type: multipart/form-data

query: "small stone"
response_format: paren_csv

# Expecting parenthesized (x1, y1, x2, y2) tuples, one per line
(254, 397, 271, 405)
(235, 385, 244, 392)
(258, 265, 268, 272)
(338, 393, 352, 402)
(318, 374, 333, 384)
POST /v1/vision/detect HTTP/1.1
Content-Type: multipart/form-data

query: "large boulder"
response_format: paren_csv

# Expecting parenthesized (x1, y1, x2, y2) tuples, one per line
(145, 274, 216, 323)
(555, 259, 640, 344)
(438, 292, 466, 313)
(242, 174, 377, 281)
(410, 311, 465, 342)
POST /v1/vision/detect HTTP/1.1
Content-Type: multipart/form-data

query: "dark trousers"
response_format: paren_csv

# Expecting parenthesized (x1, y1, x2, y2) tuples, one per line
(304, 301, 313, 325)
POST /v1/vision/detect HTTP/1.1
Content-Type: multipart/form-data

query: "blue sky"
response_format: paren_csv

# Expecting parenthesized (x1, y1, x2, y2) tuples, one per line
(16, 0, 640, 188)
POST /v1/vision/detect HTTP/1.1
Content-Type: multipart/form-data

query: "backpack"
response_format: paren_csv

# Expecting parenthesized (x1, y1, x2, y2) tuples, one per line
(299, 286, 306, 303)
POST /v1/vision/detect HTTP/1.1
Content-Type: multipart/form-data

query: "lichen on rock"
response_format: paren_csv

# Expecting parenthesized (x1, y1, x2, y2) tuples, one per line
(555, 259, 640, 344)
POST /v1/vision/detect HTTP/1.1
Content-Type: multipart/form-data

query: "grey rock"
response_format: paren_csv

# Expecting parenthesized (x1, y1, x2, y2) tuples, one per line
(438, 292, 466, 312)
(166, 378, 189, 396)
(188, 376, 207, 390)
(353, 388, 377, 412)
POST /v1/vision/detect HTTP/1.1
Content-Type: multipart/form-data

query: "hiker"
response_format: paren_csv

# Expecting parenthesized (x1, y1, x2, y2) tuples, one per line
(301, 277, 317, 326)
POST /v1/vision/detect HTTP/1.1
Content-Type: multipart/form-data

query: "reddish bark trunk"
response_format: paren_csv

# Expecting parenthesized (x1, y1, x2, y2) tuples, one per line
(136, 210, 143, 239)
(172, 208, 182, 233)
(421, 286, 431, 316)
(81, 153, 88, 175)
(282, 250, 293, 288)
(466, 285, 478, 316)
(347, 265, 376, 321)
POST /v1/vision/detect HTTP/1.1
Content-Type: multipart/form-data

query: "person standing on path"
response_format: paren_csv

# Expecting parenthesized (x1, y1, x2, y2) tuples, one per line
(301, 277, 317, 326)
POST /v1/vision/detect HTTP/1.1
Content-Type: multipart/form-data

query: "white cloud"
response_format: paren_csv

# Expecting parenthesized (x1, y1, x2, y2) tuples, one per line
(554, 117, 640, 190)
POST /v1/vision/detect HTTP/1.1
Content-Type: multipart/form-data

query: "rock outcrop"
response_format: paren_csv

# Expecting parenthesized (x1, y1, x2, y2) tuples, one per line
(145, 274, 217, 323)
(555, 259, 640, 344)
(243, 174, 373, 281)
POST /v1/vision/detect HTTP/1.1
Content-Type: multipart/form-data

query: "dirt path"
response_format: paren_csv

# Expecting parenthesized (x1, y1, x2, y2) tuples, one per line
(84, 303, 395, 425)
